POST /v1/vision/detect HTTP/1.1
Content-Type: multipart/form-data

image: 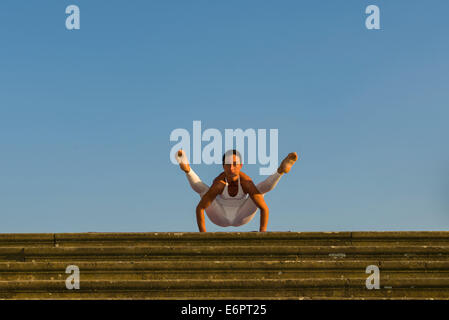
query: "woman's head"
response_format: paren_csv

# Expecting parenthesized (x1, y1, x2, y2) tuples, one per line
(222, 149, 242, 178)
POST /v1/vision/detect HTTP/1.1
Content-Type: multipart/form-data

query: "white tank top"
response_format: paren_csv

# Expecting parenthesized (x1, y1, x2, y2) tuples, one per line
(216, 175, 248, 206)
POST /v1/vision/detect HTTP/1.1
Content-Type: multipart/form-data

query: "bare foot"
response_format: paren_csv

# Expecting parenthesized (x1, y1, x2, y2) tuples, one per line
(177, 149, 190, 173)
(277, 152, 298, 174)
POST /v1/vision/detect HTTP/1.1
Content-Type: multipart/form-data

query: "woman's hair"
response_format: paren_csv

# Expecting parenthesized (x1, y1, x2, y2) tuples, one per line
(222, 149, 242, 164)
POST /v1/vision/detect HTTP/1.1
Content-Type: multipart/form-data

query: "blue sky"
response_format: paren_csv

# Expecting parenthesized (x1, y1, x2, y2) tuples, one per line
(1, 1, 448, 232)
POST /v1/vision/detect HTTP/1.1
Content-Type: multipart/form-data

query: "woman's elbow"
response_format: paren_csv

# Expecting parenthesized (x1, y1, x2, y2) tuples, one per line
(196, 202, 208, 213)
(260, 205, 269, 213)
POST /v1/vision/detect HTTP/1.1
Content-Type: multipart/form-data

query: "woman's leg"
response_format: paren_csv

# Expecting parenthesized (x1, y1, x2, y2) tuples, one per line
(231, 197, 260, 226)
(185, 168, 210, 196)
(205, 201, 233, 227)
(254, 171, 283, 194)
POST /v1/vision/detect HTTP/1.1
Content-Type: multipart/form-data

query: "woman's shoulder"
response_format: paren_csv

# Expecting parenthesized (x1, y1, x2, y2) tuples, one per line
(212, 172, 227, 185)
(239, 171, 253, 182)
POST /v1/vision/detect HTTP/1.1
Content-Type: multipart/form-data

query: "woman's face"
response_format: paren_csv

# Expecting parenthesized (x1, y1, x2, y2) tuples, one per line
(223, 154, 242, 179)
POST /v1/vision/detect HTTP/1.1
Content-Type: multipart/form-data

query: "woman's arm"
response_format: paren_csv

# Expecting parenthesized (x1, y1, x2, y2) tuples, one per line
(195, 180, 225, 232)
(240, 175, 270, 232)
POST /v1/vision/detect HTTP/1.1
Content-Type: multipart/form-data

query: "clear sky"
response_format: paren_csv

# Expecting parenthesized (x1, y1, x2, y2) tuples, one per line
(1, 1, 448, 232)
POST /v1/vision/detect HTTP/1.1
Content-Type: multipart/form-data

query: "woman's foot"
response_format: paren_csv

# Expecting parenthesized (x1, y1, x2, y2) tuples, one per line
(177, 149, 191, 173)
(277, 152, 298, 174)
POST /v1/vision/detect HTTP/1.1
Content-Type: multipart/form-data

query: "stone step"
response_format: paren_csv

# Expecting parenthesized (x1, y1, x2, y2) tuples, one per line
(0, 278, 449, 299)
(1, 232, 448, 299)
(0, 260, 448, 281)
(3, 260, 448, 270)
(1, 245, 449, 262)
(0, 232, 448, 247)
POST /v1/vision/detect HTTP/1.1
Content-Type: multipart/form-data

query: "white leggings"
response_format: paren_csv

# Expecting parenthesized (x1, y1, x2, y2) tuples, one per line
(185, 169, 282, 227)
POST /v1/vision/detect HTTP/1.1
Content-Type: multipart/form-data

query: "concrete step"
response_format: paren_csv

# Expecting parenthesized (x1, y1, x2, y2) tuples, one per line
(1, 260, 449, 281)
(1, 279, 449, 299)
(1, 232, 449, 247)
(1, 245, 449, 262)
(0, 232, 448, 299)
